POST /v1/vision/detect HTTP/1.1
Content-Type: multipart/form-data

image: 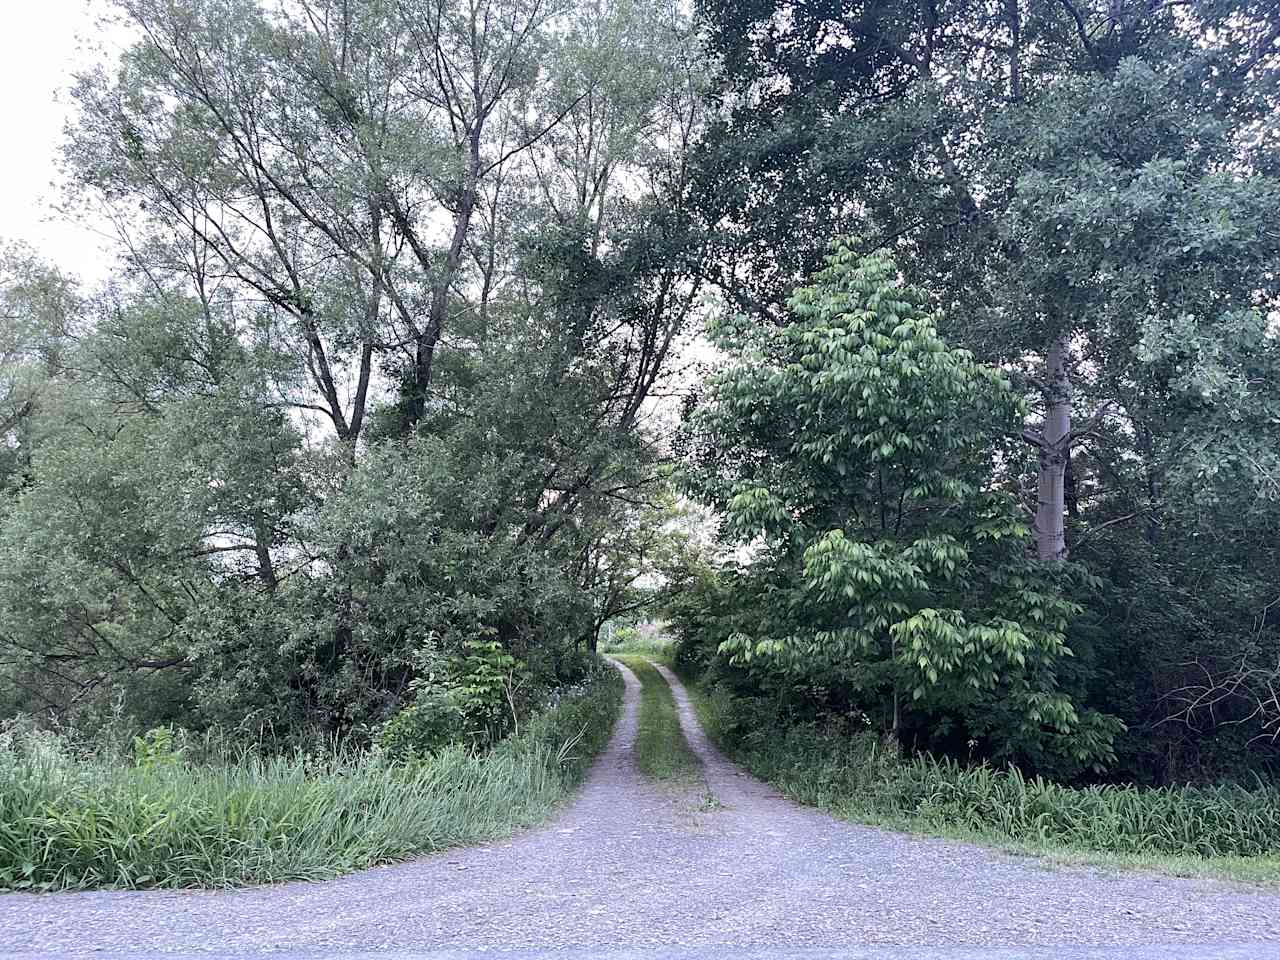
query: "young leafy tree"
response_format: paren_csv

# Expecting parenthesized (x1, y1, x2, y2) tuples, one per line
(686, 241, 1120, 770)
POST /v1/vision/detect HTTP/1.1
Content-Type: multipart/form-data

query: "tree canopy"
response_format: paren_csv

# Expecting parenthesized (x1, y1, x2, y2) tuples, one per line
(1, 0, 1278, 785)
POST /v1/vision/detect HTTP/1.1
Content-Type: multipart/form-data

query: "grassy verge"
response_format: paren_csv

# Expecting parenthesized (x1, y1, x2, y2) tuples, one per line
(688, 681, 1280, 884)
(600, 632, 675, 661)
(612, 656, 701, 783)
(0, 665, 623, 891)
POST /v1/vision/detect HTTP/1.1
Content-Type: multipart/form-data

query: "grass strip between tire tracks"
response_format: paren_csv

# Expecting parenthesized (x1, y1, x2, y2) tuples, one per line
(613, 656, 702, 784)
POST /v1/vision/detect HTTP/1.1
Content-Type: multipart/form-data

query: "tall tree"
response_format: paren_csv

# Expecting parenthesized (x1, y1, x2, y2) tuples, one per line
(1, 0, 711, 732)
(685, 242, 1120, 770)
(693, 0, 1280, 560)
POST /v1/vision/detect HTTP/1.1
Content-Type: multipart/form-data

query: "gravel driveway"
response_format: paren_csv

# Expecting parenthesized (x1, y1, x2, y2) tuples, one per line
(2, 659, 1279, 960)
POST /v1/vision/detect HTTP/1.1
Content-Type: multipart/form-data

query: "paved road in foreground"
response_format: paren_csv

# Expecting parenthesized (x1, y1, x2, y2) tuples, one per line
(2, 659, 1279, 960)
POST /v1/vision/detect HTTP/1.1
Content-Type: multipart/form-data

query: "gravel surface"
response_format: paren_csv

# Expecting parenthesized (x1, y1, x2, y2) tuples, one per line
(0, 949, 1270, 960)
(2, 658, 1280, 960)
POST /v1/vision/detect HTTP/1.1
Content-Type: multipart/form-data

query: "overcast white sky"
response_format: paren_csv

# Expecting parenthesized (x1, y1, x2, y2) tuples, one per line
(0, 0, 126, 282)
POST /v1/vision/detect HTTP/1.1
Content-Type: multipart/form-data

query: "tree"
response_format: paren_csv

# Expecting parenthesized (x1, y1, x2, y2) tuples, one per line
(69, 0, 596, 440)
(0, 0, 711, 736)
(0, 280, 312, 724)
(685, 0, 1280, 777)
(685, 241, 1120, 771)
(573, 484, 697, 651)
(692, 0, 1280, 561)
(0, 245, 78, 486)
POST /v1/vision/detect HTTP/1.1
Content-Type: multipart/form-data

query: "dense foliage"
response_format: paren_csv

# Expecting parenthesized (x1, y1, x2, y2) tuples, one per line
(0, 0, 704, 747)
(680, 243, 1120, 775)
(0, 664, 621, 890)
(2, 0, 1279, 869)
(674, 0, 1280, 785)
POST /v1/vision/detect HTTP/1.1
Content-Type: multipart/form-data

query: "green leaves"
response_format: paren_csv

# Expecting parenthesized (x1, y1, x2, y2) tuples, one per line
(0, 668, 623, 890)
(726, 486, 793, 539)
(684, 242, 1116, 770)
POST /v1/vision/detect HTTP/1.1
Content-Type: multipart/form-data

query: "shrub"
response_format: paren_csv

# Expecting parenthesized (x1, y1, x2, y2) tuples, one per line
(0, 662, 623, 891)
(452, 637, 522, 746)
(376, 690, 462, 760)
(132, 726, 185, 769)
(697, 684, 1280, 859)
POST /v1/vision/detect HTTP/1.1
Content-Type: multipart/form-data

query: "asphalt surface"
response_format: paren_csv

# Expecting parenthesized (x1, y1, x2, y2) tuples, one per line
(2, 659, 1279, 960)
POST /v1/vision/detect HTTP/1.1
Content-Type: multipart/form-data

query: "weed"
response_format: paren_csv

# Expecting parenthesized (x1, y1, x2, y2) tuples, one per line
(614, 657, 701, 783)
(0, 666, 623, 891)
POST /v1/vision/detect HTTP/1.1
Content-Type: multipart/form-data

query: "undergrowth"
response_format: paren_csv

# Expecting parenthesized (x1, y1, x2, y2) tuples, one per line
(692, 681, 1280, 877)
(0, 664, 623, 891)
(599, 625, 674, 660)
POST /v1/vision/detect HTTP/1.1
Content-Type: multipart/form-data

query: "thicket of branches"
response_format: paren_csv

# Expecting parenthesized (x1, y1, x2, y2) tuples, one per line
(3, 0, 1280, 784)
(1, 0, 706, 743)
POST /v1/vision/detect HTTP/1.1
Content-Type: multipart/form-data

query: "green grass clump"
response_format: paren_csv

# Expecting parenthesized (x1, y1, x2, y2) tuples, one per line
(614, 656, 701, 782)
(0, 666, 623, 891)
(600, 625, 675, 660)
(692, 682, 1280, 878)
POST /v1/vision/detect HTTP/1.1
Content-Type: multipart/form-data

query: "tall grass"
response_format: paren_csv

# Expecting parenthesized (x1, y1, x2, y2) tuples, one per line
(600, 623, 674, 659)
(0, 666, 623, 891)
(694, 683, 1280, 861)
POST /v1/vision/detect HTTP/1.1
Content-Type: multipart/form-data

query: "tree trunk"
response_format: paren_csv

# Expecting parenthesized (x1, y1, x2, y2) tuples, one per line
(1034, 337, 1071, 561)
(1005, 0, 1022, 101)
(253, 522, 278, 591)
(403, 166, 480, 428)
(1064, 452, 1079, 518)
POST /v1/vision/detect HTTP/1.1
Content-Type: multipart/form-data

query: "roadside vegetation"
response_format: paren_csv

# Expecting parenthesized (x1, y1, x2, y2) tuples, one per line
(0, 666, 622, 891)
(600, 623, 676, 661)
(0, 0, 695, 895)
(683, 676, 1280, 881)
(613, 657, 700, 783)
(2, 0, 1280, 895)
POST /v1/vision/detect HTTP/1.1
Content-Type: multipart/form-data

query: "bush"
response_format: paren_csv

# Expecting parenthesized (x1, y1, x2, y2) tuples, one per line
(696, 684, 1280, 859)
(376, 690, 462, 760)
(451, 637, 522, 747)
(605, 624, 640, 648)
(376, 634, 597, 760)
(0, 661, 623, 891)
(132, 725, 185, 769)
